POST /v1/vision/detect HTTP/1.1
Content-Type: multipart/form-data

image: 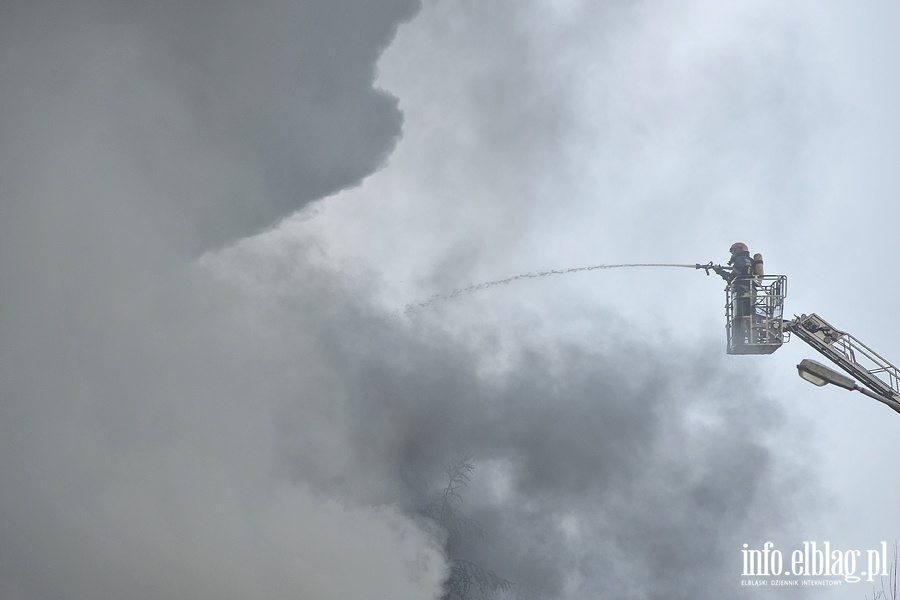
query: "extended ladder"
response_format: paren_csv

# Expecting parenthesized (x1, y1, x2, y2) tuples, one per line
(785, 313, 900, 403)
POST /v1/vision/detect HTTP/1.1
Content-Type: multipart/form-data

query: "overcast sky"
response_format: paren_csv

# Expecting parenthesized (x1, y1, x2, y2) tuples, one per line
(2, 1, 899, 599)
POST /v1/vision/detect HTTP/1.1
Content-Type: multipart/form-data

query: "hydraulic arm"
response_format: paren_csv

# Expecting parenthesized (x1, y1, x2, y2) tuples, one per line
(785, 313, 900, 405)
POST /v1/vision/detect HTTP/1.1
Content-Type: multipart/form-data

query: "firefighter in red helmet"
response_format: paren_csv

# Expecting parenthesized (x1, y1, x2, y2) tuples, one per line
(727, 242, 753, 276)
(715, 242, 755, 344)
(713, 243, 754, 281)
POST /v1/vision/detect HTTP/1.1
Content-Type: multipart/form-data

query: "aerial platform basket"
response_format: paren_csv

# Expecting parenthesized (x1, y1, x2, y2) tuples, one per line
(725, 275, 788, 355)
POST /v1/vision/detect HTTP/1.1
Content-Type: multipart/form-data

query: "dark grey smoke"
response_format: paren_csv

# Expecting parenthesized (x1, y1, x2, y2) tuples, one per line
(0, 0, 822, 598)
(1, 0, 418, 255)
(221, 250, 816, 600)
(0, 1, 450, 599)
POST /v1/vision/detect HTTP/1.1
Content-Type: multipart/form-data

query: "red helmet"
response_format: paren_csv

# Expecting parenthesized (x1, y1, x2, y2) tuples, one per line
(730, 242, 749, 254)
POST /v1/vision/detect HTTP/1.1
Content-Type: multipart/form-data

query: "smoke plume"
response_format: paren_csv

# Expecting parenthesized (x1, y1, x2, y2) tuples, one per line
(0, 1, 826, 599)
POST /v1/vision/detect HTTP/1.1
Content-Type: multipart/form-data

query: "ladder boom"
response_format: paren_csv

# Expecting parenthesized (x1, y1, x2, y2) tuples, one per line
(785, 313, 900, 403)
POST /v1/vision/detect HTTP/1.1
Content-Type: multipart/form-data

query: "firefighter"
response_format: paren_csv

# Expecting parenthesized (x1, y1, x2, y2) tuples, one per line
(715, 242, 754, 344)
